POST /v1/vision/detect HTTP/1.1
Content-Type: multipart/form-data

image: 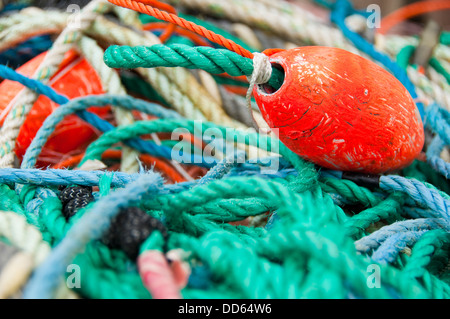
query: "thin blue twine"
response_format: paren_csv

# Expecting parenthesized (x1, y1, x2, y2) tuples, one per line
(424, 103, 450, 179)
(195, 151, 246, 186)
(0, 165, 292, 190)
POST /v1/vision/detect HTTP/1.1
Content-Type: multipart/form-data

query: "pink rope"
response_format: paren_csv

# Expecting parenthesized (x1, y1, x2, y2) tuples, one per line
(138, 250, 182, 299)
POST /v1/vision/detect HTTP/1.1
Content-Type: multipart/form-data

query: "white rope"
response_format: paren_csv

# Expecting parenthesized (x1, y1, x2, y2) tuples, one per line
(246, 52, 272, 133)
(0, 9, 68, 51)
(0, 212, 50, 264)
(0, 211, 78, 299)
(77, 36, 140, 173)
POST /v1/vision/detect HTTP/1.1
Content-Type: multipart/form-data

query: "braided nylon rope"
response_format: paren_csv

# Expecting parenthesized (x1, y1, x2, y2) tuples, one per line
(0, 0, 448, 300)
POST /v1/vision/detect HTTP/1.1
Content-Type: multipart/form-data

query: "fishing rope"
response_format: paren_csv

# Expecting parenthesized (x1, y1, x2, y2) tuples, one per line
(86, 15, 239, 127)
(103, 44, 284, 89)
(107, 0, 254, 59)
(0, 0, 448, 300)
(0, 8, 68, 52)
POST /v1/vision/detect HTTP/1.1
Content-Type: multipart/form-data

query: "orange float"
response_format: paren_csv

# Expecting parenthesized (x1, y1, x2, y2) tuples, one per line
(0, 50, 109, 167)
(254, 47, 424, 174)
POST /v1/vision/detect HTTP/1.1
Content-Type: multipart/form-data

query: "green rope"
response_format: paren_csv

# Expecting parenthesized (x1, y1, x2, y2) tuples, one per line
(440, 32, 450, 45)
(403, 230, 450, 298)
(0, 184, 25, 216)
(120, 72, 169, 106)
(71, 252, 151, 299)
(397, 45, 450, 85)
(429, 57, 450, 85)
(104, 43, 285, 90)
(319, 177, 383, 207)
(344, 193, 406, 239)
(1, 118, 442, 299)
(405, 230, 450, 279)
(79, 119, 311, 172)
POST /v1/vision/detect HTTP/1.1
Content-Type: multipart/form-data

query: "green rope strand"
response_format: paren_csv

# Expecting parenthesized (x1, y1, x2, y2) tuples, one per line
(403, 230, 450, 298)
(71, 252, 151, 299)
(79, 119, 315, 175)
(103, 43, 285, 90)
(405, 230, 450, 279)
(319, 177, 383, 207)
(0, 184, 25, 216)
(344, 193, 406, 239)
(180, 197, 273, 223)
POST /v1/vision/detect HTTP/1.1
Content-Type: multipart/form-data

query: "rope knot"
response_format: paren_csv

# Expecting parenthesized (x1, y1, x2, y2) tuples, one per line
(248, 52, 272, 86)
(246, 52, 272, 131)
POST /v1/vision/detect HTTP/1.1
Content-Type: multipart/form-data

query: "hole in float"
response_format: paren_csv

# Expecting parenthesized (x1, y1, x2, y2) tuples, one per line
(257, 62, 285, 95)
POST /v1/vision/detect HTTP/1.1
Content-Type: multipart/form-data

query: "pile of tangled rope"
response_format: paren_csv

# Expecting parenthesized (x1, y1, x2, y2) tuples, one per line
(0, 0, 449, 299)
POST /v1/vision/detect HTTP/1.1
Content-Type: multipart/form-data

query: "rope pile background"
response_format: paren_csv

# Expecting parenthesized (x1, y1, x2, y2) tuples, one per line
(0, 0, 449, 299)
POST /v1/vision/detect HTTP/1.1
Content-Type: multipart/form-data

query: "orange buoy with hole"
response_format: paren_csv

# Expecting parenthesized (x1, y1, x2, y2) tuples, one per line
(0, 49, 109, 168)
(254, 47, 424, 174)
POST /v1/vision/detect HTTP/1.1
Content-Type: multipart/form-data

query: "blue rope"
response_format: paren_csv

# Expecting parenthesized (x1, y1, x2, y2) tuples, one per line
(0, 65, 216, 168)
(319, 169, 450, 219)
(426, 136, 450, 179)
(380, 175, 450, 219)
(0, 65, 176, 161)
(0, 3, 28, 13)
(371, 230, 428, 264)
(23, 171, 164, 298)
(20, 94, 182, 168)
(195, 151, 246, 186)
(0, 163, 297, 193)
(424, 103, 450, 179)
(0, 35, 53, 68)
(0, 64, 68, 105)
(242, 167, 450, 221)
(403, 206, 445, 219)
(355, 218, 450, 254)
(330, 0, 425, 120)
(0, 168, 139, 188)
(425, 103, 450, 145)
